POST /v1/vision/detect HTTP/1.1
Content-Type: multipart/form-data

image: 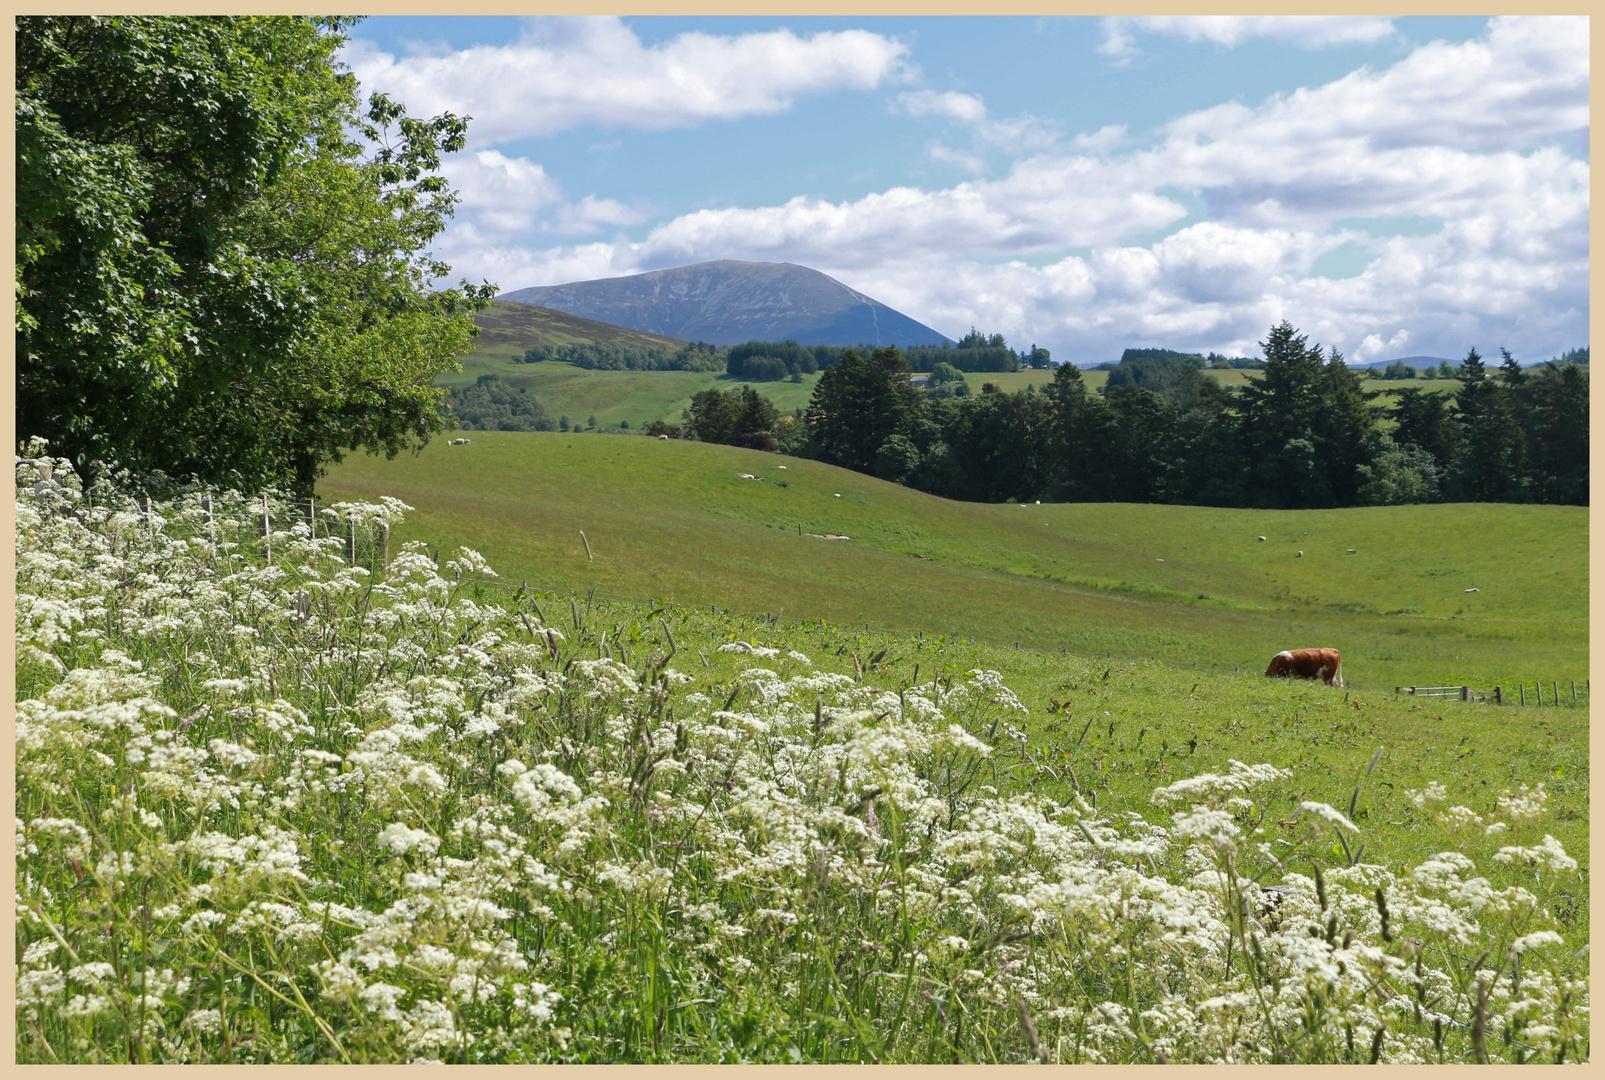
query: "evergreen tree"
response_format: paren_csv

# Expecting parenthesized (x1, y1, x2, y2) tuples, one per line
(736, 385, 780, 438)
(1102, 386, 1174, 503)
(804, 347, 918, 473)
(1447, 348, 1527, 501)
(1524, 362, 1589, 504)
(1386, 387, 1458, 474)
(1236, 322, 1330, 507)
(1044, 361, 1111, 501)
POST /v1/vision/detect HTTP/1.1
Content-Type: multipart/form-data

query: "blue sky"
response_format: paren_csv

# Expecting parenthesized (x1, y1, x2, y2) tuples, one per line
(343, 16, 1588, 366)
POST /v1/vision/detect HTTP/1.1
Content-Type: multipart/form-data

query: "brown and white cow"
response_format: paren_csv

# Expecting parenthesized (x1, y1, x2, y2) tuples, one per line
(1264, 647, 1343, 687)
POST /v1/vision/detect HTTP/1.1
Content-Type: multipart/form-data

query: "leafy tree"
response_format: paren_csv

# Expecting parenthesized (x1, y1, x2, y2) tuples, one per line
(874, 434, 921, 484)
(16, 16, 493, 494)
(683, 389, 739, 444)
(445, 374, 555, 431)
(682, 385, 779, 446)
(1355, 430, 1440, 505)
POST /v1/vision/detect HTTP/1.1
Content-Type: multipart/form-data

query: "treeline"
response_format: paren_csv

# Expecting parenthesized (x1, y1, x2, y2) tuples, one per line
(522, 327, 1051, 380)
(519, 340, 724, 372)
(738, 323, 1586, 507)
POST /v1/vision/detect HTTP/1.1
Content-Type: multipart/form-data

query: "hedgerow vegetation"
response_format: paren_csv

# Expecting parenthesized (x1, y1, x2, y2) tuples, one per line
(17, 448, 1588, 1063)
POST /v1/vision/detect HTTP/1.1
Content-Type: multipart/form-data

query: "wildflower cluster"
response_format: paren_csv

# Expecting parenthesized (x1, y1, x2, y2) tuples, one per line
(14, 444, 1589, 1063)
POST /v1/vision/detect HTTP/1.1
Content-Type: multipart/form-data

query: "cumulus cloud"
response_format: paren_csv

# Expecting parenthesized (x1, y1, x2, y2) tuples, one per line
(447, 17, 1586, 364)
(439, 151, 652, 240)
(343, 16, 911, 145)
(1100, 16, 1397, 58)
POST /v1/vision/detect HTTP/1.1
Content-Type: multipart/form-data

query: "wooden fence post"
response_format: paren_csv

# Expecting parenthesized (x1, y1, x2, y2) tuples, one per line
(307, 498, 317, 537)
(1535, 682, 1542, 706)
(380, 523, 390, 571)
(347, 515, 357, 566)
(1519, 684, 1525, 706)
(1460, 686, 1469, 702)
(1553, 682, 1559, 705)
(261, 494, 271, 566)
(1494, 686, 1502, 705)
(203, 494, 214, 539)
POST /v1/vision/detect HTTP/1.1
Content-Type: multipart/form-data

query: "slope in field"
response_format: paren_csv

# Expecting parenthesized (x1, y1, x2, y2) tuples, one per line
(320, 431, 1586, 690)
(467, 301, 688, 363)
(499, 260, 952, 348)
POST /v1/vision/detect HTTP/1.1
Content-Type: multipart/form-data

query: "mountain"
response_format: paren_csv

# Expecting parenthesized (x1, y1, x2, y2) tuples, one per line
(498, 260, 952, 348)
(466, 301, 688, 363)
(1359, 355, 1456, 369)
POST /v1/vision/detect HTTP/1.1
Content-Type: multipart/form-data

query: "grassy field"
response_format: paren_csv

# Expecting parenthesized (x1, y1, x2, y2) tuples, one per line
(17, 463, 1588, 1061)
(320, 432, 1586, 694)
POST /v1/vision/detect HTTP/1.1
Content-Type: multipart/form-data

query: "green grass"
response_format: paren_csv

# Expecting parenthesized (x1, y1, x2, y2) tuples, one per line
(320, 431, 1586, 693)
(445, 356, 822, 430)
(17, 467, 1588, 1063)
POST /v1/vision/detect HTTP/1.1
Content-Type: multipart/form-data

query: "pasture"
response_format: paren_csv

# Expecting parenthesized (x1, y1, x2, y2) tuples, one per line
(320, 432, 1587, 694)
(15, 464, 1588, 1062)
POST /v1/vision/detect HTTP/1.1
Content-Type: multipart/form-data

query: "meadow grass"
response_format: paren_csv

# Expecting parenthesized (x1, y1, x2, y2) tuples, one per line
(443, 356, 823, 431)
(14, 453, 1588, 1063)
(320, 432, 1587, 694)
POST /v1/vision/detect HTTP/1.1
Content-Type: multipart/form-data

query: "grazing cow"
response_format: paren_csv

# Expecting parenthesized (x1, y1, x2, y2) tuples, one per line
(1265, 647, 1343, 686)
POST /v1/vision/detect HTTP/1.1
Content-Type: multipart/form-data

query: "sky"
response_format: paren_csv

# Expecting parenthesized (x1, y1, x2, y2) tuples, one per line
(343, 16, 1589, 367)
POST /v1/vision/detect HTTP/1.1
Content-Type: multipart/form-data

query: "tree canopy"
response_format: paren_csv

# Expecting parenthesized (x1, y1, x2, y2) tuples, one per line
(16, 16, 493, 494)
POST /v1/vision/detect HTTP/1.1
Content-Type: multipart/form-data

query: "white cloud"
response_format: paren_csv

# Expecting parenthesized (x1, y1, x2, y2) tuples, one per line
(895, 88, 1058, 151)
(445, 17, 1586, 365)
(440, 151, 652, 240)
(926, 141, 987, 174)
(1100, 16, 1396, 58)
(898, 89, 986, 124)
(343, 16, 910, 145)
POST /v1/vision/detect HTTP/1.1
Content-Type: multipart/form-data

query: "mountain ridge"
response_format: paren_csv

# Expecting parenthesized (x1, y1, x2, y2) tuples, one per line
(499, 260, 952, 348)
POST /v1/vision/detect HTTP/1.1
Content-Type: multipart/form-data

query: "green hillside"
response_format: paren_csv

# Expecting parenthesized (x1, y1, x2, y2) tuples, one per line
(466, 300, 688, 364)
(319, 432, 1585, 691)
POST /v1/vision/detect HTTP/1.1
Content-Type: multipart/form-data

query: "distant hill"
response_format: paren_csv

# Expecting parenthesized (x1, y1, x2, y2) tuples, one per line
(1357, 355, 1456, 370)
(499, 260, 952, 348)
(467, 301, 688, 363)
